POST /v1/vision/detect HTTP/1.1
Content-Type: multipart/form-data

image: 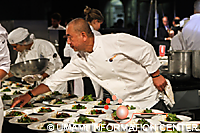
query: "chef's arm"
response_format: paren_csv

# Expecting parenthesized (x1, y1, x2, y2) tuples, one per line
(150, 69, 167, 91)
(11, 83, 51, 108)
(41, 73, 49, 79)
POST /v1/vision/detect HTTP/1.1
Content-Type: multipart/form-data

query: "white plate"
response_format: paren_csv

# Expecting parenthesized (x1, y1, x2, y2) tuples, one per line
(9, 114, 48, 124)
(61, 103, 93, 112)
(76, 96, 96, 104)
(63, 116, 101, 124)
(4, 109, 33, 118)
(32, 106, 61, 114)
(99, 111, 135, 123)
(152, 114, 192, 124)
(77, 108, 106, 117)
(42, 99, 70, 107)
(27, 121, 64, 131)
(134, 109, 164, 118)
(48, 111, 79, 120)
(120, 118, 161, 126)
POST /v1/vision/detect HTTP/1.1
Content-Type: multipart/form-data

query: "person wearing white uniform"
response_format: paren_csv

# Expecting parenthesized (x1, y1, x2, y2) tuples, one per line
(63, 6, 104, 98)
(48, 12, 66, 30)
(7, 27, 67, 93)
(0, 24, 11, 132)
(12, 18, 169, 112)
(181, 0, 200, 50)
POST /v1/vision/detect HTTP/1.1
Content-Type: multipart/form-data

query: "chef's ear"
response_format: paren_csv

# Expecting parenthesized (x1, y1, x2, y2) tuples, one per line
(81, 31, 87, 42)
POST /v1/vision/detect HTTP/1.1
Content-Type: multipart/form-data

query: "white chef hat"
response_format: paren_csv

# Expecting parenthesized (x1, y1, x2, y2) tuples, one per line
(180, 18, 190, 27)
(8, 27, 33, 45)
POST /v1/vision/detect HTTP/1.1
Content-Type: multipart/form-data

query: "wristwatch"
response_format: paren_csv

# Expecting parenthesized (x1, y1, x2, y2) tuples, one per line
(27, 91, 34, 98)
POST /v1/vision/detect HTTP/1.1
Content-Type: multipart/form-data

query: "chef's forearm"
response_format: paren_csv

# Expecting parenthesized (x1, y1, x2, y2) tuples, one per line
(42, 73, 49, 79)
(30, 84, 51, 97)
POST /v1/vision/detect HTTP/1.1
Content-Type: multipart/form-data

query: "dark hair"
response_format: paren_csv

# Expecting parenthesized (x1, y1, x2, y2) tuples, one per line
(51, 12, 62, 21)
(84, 6, 104, 23)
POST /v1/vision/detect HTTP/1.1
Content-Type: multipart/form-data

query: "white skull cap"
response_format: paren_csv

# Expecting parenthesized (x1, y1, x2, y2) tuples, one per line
(8, 27, 29, 44)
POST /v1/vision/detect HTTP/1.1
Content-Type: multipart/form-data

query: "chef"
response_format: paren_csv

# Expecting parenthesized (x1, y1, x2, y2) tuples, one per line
(12, 18, 169, 112)
(7, 27, 67, 93)
(63, 6, 104, 98)
(0, 24, 11, 132)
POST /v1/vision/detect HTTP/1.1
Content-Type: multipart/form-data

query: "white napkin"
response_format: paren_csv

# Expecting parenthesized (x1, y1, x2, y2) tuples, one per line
(164, 79, 175, 105)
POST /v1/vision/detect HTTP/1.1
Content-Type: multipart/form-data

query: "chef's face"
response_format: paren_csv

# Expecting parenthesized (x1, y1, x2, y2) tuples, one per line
(51, 18, 60, 28)
(66, 26, 85, 52)
(11, 44, 26, 52)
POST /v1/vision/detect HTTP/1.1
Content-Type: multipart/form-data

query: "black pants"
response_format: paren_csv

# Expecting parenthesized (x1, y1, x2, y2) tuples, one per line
(151, 99, 170, 113)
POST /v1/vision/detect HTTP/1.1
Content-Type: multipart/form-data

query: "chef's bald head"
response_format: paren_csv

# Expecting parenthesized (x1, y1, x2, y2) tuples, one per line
(67, 18, 93, 37)
(194, 0, 200, 13)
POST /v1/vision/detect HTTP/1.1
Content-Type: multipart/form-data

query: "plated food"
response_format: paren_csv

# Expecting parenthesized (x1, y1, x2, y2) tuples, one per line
(5, 110, 25, 117)
(152, 113, 192, 124)
(49, 111, 78, 120)
(78, 108, 106, 117)
(32, 106, 60, 114)
(135, 109, 164, 118)
(61, 103, 91, 112)
(17, 115, 39, 123)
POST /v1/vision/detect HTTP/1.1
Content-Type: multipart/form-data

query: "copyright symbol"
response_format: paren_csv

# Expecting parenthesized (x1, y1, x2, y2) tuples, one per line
(47, 123, 54, 131)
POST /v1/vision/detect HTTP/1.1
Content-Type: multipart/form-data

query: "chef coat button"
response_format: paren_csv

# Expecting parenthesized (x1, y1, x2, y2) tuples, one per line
(117, 77, 121, 80)
(111, 69, 114, 72)
(129, 96, 132, 99)
(98, 75, 101, 78)
(124, 88, 126, 90)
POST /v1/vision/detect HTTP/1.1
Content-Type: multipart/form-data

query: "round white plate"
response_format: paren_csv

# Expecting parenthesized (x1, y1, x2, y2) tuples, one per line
(9, 114, 48, 124)
(61, 103, 93, 112)
(27, 121, 64, 131)
(4, 109, 33, 118)
(48, 111, 79, 120)
(152, 114, 192, 124)
(32, 106, 61, 114)
(134, 109, 164, 118)
(77, 108, 107, 117)
(42, 99, 70, 107)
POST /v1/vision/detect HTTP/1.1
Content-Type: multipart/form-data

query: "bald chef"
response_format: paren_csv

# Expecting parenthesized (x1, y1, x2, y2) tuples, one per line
(12, 18, 170, 112)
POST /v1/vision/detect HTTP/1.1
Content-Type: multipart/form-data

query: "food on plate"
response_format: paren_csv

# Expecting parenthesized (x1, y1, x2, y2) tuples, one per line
(36, 95, 53, 102)
(17, 115, 39, 123)
(112, 110, 129, 120)
(125, 105, 136, 110)
(137, 118, 150, 126)
(81, 94, 94, 101)
(165, 113, 182, 122)
(38, 107, 54, 113)
(143, 108, 153, 113)
(74, 116, 95, 124)
(90, 109, 106, 115)
(1, 87, 11, 92)
(98, 100, 111, 105)
(72, 104, 87, 109)
(52, 91, 62, 95)
(11, 82, 23, 87)
(23, 102, 36, 108)
(5, 111, 25, 117)
(13, 90, 23, 95)
(56, 112, 72, 118)
(50, 99, 67, 105)
(1, 94, 11, 100)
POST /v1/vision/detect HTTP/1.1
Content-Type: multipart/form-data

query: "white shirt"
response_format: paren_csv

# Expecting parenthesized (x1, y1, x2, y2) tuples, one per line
(48, 24, 66, 30)
(182, 13, 200, 50)
(171, 32, 187, 50)
(43, 33, 161, 109)
(0, 24, 10, 110)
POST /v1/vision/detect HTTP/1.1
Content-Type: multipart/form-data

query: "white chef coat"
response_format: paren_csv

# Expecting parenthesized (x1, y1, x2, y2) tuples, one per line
(0, 24, 11, 132)
(182, 13, 200, 50)
(63, 25, 103, 98)
(171, 32, 187, 50)
(48, 24, 66, 30)
(15, 39, 67, 93)
(43, 33, 161, 109)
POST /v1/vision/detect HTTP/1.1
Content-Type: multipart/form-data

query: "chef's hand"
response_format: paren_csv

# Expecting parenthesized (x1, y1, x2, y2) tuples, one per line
(22, 74, 43, 84)
(152, 75, 167, 91)
(11, 93, 32, 108)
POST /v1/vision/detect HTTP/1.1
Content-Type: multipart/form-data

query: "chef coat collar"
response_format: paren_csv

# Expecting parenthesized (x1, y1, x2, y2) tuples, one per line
(29, 40, 35, 50)
(190, 13, 200, 20)
(93, 35, 97, 52)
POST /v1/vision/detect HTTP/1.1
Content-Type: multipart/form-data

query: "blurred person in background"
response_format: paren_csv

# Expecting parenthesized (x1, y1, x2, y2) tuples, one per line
(181, 0, 200, 50)
(158, 16, 171, 41)
(0, 24, 10, 132)
(48, 12, 66, 30)
(171, 17, 181, 36)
